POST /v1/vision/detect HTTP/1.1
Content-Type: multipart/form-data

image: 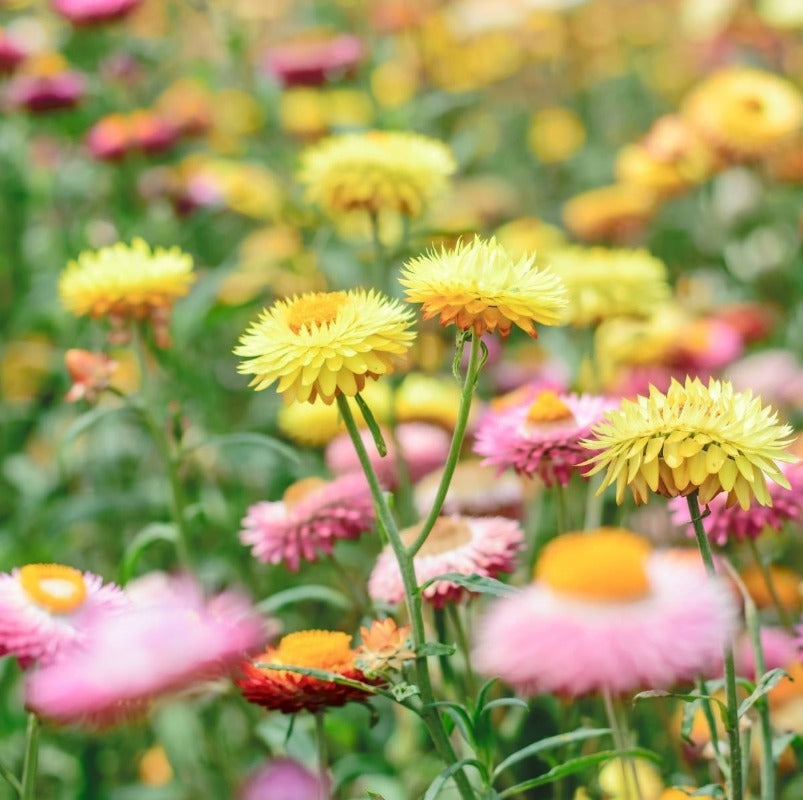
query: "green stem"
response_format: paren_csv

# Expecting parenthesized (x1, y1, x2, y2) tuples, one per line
(313, 712, 328, 797)
(336, 395, 477, 800)
(554, 482, 568, 534)
(687, 492, 744, 800)
(408, 334, 481, 556)
(602, 689, 632, 800)
(20, 714, 39, 800)
(131, 325, 192, 570)
(433, 607, 458, 695)
(447, 603, 477, 698)
(747, 538, 794, 633)
(697, 676, 728, 779)
(0, 757, 21, 796)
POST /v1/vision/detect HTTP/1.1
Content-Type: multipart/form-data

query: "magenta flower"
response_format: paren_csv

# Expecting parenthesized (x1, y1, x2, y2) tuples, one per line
(368, 516, 524, 608)
(25, 575, 267, 727)
(0, 30, 26, 74)
(474, 390, 618, 487)
(51, 0, 143, 25)
(262, 34, 363, 87)
(734, 627, 799, 681)
(239, 757, 330, 800)
(240, 473, 375, 571)
(7, 70, 85, 113)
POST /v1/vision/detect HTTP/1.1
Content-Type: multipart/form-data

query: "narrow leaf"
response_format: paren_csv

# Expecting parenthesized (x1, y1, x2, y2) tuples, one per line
(418, 572, 516, 598)
(119, 522, 178, 584)
(353, 393, 387, 457)
(181, 432, 300, 463)
(417, 641, 456, 658)
(424, 759, 486, 800)
(738, 668, 788, 717)
(258, 585, 351, 614)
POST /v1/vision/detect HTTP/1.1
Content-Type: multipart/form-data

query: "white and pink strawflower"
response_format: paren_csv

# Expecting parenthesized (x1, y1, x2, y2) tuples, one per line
(240, 474, 375, 571)
(474, 389, 618, 487)
(0, 563, 127, 665)
(239, 757, 330, 800)
(25, 574, 267, 727)
(368, 516, 524, 608)
(473, 529, 738, 696)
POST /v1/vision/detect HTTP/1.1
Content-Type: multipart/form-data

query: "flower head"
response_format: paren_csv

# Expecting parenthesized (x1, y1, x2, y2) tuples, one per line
(239, 758, 330, 800)
(395, 372, 478, 430)
(7, 53, 85, 113)
(235, 289, 415, 404)
(357, 618, 415, 673)
(368, 515, 523, 608)
(474, 390, 618, 487)
(0, 564, 127, 664)
(64, 349, 118, 403)
(240, 474, 375, 571)
(238, 630, 378, 713)
(582, 378, 796, 509)
(59, 239, 195, 322)
(263, 34, 363, 87)
(562, 184, 657, 243)
(298, 130, 455, 218)
(25, 575, 266, 726)
(473, 529, 738, 695)
(547, 246, 670, 327)
(52, 0, 143, 25)
(400, 236, 567, 337)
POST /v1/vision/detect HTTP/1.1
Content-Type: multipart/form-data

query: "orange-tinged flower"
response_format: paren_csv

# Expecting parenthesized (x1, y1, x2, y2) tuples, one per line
(357, 618, 414, 673)
(64, 349, 118, 403)
(562, 184, 657, 243)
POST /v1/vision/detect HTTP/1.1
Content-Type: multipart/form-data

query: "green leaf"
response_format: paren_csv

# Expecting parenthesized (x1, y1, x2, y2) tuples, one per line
(424, 758, 486, 800)
(390, 683, 420, 702)
(492, 727, 611, 780)
(119, 522, 178, 584)
(416, 641, 456, 658)
(424, 701, 475, 748)
(353, 393, 387, 457)
(257, 585, 352, 614)
(772, 732, 799, 762)
(634, 690, 727, 714)
(738, 668, 789, 717)
(480, 698, 529, 716)
(681, 696, 703, 745)
(498, 749, 659, 797)
(473, 678, 499, 716)
(418, 572, 516, 598)
(690, 786, 726, 798)
(180, 432, 300, 464)
(59, 404, 135, 466)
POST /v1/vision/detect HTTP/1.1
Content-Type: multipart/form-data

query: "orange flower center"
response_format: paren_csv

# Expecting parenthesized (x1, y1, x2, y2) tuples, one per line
(526, 391, 574, 423)
(282, 477, 327, 508)
(536, 529, 652, 602)
(287, 292, 347, 334)
(19, 564, 87, 614)
(269, 630, 355, 672)
(401, 516, 472, 557)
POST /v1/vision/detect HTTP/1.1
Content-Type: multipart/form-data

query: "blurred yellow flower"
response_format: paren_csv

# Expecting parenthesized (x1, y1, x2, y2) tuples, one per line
(207, 89, 264, 154)
(563, 184, 657, 243)
(371, 60, 419, 109)
(139, 745, 173, 787)
(599, 756, 664, 800)
(494, 217, 567, 261)
(395, 373, 476, 430)
(0, 336, 54, 404)
(279, 88, 328, 138)
(323, 88, 374, 128)
(528, 107, 585, 163)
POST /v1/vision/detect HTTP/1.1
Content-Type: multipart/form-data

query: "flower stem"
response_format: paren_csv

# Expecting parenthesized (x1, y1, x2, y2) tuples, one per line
(336, 395, 477, 800)
(408, 333, 481, 556)
(20, 713, 39, 800)
(602, 689, 633, 800)
(687, 492, 743, 800)
(0, 757, 21, 796)
(447, 603, 477, 698)
(313, 712, 328, 799)
(554, 482, 568, 534)
(747, 538, 794, 633)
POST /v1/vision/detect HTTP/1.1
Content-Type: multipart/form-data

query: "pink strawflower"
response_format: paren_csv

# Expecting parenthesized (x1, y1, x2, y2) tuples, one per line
(0, 29, 26, 74)
(473, 529, 738, 696)
(25, 574, 267, 727)
(368, 516, 524, 608)
(52, 0, 143, 25)
(725, 349, 803, 412)
(474, 390, 618, 487)
(240, 474, 375, 571)
(0, 564, 127, 665)
(239, 757, 330, 800)
(669, 462, 803, 546)
(734, 628, 799, 681)
(262, 34, 363, 87)
(7, 70, 85, 113)
(325, 422, 451, 488)
(670, 318, 743, 371)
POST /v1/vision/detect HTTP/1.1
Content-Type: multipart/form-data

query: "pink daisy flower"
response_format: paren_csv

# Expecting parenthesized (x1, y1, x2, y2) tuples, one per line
(262, 34, 363, 87)
(669, 462, 803, 546)
(7, 70, 85, 113)
(734, 627, 799, 681)
(0, 564, 127, 665)
(240, 474, 375, 571)
(239, 757, 330, 800)
(474, 390, 618, 487)
(368, 516, 524, 608)
(473, 529, 738, 696)
(51, 0, 143, 25)
(25, 574, 267, 727)
(325, 422, 451, 488)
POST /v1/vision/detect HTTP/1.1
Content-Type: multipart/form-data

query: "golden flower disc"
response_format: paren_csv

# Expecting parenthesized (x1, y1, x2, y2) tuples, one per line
(526, 391, 574, 423)
(19, 564, 87, 614)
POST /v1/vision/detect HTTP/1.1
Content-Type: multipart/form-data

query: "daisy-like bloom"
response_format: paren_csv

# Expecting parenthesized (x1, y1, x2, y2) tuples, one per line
(682, 67, 803, 159)
(7, 53, 86, 113)
(297, 130, 455, 219)
(414, 460, 526, 519)
(669, 462, 803, 545)
(25, 576, 266, 726)
(475, 390, 618, 487)
(562, 184, 657, 243)
(546, 246, 670, 327)
(52, 0, 143, 25)
(582, 377, 796, 509)
(368, 516, 523, 608)
(235, 289, 415, 405)
(325, 421, 451, 487)
(59, 239, 195, 323)
(239, 758, 330, 800)
(240, 474, 375, 571)
(86, 114, 131, 161)
(356, 618, 415, 673)
(238, 630, 378, 713)
(400, 236, 567, 338)
(0, 29, 26, 74)
(473, 529, 738, 695)
(263, 33, 363, 87)
(64, 349, 118, 403)
(0, 564, 127, 664)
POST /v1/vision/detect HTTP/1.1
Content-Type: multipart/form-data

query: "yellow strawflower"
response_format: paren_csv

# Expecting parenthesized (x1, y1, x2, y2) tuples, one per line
(582, 377, 796, 509)
(562, 184, 657, 243)
(59, 239, 195, 319)
(297, 130, 456, 219)
(400, 236, 567, 337)
(548, 246, 670, 327)
(235, 289, 415, 404)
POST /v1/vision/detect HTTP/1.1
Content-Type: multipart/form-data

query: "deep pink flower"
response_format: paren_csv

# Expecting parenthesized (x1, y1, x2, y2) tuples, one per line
(239, 758, 329, 800)
(368, 516, 524, 608)
(25, 575, 267, 727)
(474, 390, 618, 487)
(7, 70, 85, 113)
(725, 349, 803, 412)
(52, 0, 143, 25)
(86, 115, 130, 161)
(240, 474, 375, 571)
(0, 30, 26, 74)
(262, 34, 363, 87)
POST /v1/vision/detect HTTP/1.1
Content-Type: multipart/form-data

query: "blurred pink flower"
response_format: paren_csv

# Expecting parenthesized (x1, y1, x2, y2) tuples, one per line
(25, 575, 267, 726)
(262, 34, 363, 87)
(724, 349, 803, 411)
(368, 515, 523, 607)
(52, 0, 143, 25)
(240, 474, 375, 571)
(734, 627, 799, 681)
(325, 422, 451, 488)
(0, 29, 26, 74)
(239, 757, 330, 800)
(670, 318, 743, 371)
(7, 70, 85, 113)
